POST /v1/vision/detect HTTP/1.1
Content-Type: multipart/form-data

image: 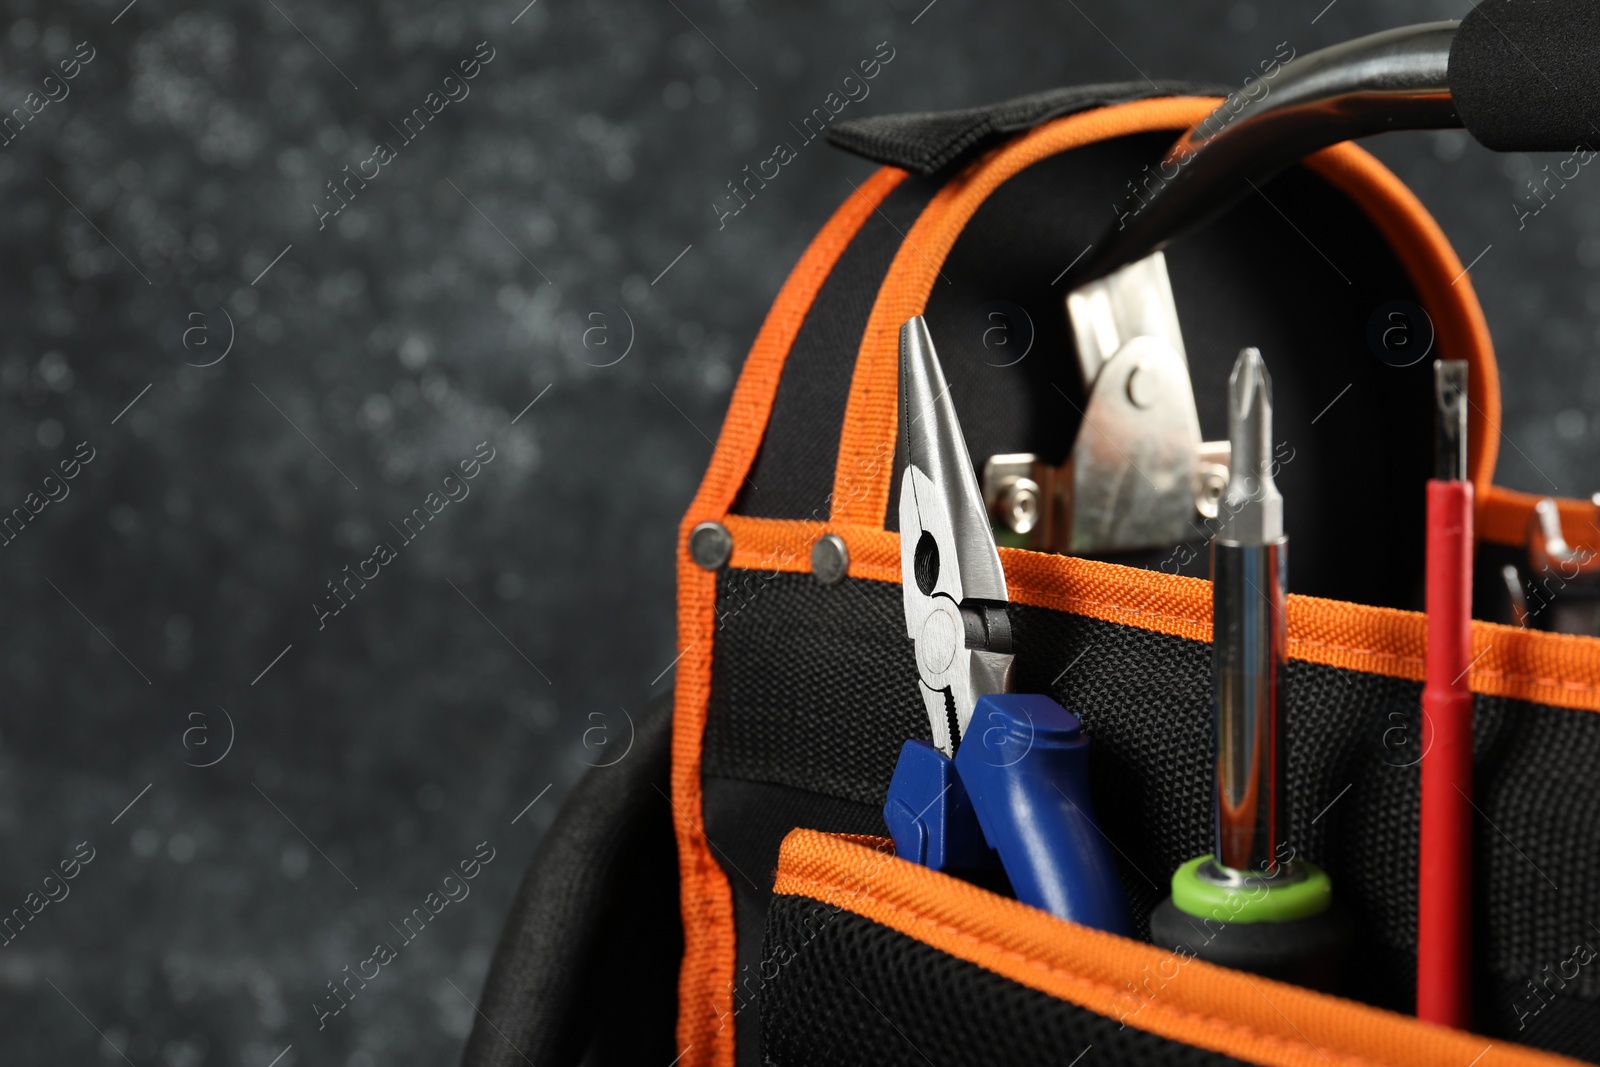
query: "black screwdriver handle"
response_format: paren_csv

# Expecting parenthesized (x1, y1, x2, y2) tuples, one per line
(1451, 0, 1600, 152)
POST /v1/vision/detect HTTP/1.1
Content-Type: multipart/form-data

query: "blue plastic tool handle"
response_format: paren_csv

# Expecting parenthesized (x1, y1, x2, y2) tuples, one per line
(883, 739, 995, 871)
(954, 693, 1132, 935)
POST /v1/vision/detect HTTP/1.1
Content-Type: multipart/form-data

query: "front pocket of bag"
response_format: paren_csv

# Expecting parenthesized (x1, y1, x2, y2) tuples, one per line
(758, 829, 1584, 1067)
(694, 544, 1600, 1063)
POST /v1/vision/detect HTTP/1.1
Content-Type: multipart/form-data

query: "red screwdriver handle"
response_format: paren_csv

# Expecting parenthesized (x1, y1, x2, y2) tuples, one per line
(1418, 478, 1474, 1028)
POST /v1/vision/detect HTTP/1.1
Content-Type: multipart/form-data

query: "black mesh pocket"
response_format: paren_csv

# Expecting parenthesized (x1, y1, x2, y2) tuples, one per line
(758, 894, 1249, 1067)
(707, 568, 1600, 1062)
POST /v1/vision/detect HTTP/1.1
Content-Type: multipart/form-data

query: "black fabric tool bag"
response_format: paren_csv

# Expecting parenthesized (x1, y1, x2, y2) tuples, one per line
(463, 87, 1600, 1067)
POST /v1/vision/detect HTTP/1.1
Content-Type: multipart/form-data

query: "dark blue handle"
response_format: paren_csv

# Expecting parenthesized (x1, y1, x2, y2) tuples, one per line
(954, 693, 1131, 935)
(883, 739, 995, 871)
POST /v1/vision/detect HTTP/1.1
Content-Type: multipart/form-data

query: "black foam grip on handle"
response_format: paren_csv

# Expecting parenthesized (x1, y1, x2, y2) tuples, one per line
(1450, 0, 1600, 152)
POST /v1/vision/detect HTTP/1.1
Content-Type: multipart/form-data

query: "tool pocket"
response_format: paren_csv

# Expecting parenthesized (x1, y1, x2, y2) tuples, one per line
(699, 545, 1600, 1065)
(759, 829, 1579, 1067)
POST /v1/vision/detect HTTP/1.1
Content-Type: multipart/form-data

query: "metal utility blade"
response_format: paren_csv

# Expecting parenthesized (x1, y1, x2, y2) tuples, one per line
(898, 316, 1014, 756)
(1061, 252, 1208, 552)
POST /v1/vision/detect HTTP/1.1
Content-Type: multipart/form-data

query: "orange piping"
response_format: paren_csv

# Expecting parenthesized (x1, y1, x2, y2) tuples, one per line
(722, 514, 1600, 714)
(1479, 485, 1599, 555)
(1300, 147, 1498, 495)
(827, 98, 1500, 528)
(771, 830, 1586, 1067)
(672, 165, 908, 1067)
(829, 97, 1221, 528)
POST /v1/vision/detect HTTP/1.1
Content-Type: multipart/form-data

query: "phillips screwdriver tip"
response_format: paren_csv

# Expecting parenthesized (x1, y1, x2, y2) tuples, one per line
(1219, 347, 1283, 545)
(1230, 346, 1270, 418)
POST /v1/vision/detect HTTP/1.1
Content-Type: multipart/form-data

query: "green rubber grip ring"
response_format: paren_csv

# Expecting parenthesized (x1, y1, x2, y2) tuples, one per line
(1169, 855, 1333, 924)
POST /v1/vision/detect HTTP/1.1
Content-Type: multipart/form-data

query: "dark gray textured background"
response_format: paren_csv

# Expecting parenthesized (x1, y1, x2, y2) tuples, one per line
(1, 0, 1594, 1063)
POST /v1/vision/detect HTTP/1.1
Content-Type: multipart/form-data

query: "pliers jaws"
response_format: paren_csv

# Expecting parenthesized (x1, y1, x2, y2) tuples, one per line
(898, 316, 1014, 757)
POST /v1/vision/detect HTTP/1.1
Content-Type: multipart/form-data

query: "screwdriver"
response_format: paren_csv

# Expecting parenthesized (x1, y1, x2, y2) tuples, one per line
(1417, 360, 1473, 1027)
(1149, 348, 1347, 986)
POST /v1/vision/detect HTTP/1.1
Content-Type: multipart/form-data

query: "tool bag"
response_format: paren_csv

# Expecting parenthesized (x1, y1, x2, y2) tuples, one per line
(462, 90, 1600, 1067)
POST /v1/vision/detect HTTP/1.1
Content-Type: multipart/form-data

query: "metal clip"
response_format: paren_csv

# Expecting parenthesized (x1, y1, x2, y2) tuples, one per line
(984, 441, 1229, 553)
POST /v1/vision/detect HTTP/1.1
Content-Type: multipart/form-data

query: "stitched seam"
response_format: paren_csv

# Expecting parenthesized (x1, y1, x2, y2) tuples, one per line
(780, 871, 1406, 1067)
(1016, 591, 1213, 629)
(720, 525, 1600, 701)
(1013, 591, 1600, 700)
(1468, 668, 1600, 696)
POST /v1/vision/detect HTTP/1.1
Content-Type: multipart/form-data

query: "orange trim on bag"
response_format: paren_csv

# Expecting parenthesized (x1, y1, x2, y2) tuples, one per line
(721, 514, 1600, 714)
(772, 830, 1584, 1067)
(828, 97, 1501, 528)
(1299, 146, 1497, 495)
(829, 97, 1217, 528)
(1480, 484, 1600, 556)
(672, 164, 908, 1067)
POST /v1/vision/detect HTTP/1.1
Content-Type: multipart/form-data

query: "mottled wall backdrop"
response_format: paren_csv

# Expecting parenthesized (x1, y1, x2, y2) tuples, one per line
(1, 0, 1594, 1063)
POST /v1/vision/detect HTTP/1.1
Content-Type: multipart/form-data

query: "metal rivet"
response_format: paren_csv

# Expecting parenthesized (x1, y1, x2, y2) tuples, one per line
(918, 608, 958, 673)
(811, 533, 849, 585)
(1195, 462, 1230, 521)
(998, 477, 1041, 536)
(689, 521, 733, 570)
(1126, 359, 1162, 409)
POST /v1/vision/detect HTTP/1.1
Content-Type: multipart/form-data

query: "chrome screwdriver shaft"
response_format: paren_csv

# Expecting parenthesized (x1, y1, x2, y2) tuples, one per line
(1212, 348, 1289, 876)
